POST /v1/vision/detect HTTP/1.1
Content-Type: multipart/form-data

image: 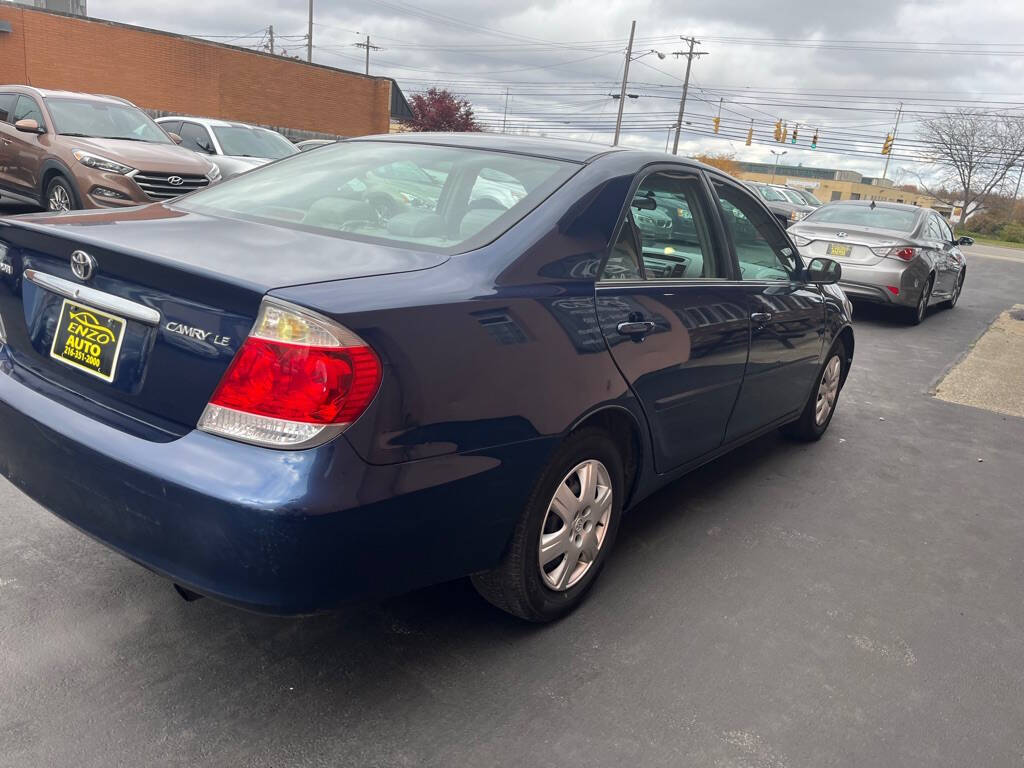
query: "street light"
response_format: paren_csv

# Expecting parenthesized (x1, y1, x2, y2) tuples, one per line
(613, 21, 669, 145)
(770, 149, 787, 184)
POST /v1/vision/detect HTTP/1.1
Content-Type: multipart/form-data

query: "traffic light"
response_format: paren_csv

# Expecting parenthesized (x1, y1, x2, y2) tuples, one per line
(791, 126, 798, 144)
(774, 120, 783, 142)
(881, 134, 893, 155)
(713, 116, 720, 134)
(746, 122, 753, 146)
(811, 129, 819, 149)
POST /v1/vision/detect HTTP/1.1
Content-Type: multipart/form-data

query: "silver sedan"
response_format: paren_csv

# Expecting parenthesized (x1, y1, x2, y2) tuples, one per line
(788, 201, 971, 324)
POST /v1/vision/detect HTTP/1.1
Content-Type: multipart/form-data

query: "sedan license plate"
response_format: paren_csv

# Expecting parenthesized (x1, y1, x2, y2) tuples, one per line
(826, 242, 851, 258)
(49, 299, 126, 382)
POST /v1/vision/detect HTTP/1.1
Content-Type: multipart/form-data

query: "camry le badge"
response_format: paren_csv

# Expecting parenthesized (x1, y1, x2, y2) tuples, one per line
(70, 250, 97, 281)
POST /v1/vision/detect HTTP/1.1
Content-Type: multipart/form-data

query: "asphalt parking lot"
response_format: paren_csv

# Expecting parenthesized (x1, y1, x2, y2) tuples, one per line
(1, 209, 1023, 766)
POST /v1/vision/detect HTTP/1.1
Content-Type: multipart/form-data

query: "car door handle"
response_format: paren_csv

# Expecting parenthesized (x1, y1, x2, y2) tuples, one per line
(750, 312, 773, 323)
(617, 320, 656, 336)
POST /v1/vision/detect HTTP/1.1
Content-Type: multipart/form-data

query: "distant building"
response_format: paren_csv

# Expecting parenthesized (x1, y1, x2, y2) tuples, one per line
(11, 0, 86, 15)
(735, 161, 952, 216)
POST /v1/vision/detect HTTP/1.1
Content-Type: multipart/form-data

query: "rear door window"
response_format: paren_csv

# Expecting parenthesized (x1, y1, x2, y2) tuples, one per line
(633, 171, 722, 279)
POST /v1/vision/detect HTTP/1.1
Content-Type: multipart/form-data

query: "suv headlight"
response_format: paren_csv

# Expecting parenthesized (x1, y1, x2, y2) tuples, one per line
(207, 164, 222, 182)
(72, 150, 134, 175)
(789, 209, 806, 221)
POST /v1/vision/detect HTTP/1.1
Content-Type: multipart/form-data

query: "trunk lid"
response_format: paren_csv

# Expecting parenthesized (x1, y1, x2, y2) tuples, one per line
(791, 223, 913, 267)
(0, 206, 445, 435)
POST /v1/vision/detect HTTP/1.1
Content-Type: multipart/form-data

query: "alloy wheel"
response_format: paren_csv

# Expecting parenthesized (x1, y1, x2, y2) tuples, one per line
(48, 184, 72, 212)
(916, 281, 931, 322)
(950, 273, 964, 307)
(815, 355, 842, 426)
(538, 459, 613, 591)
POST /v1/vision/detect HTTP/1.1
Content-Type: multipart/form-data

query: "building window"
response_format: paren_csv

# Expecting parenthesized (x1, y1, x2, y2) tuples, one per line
(830, 191, 842, 201)
(896, 198, 904, 203)
(850, 193, 861, 201)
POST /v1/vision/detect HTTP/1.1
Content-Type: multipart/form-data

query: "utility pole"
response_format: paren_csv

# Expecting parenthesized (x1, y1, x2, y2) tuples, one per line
(612, 20, 636, 147)
(1014, 163, 1024, 199)
(354, 35, 382, 74)
(268, 25, 274, 55)
(671, 37, 707, 155)
(306, 0, 313, 63)
(770, 149, 787, 184)
(882, 102, 903, 180)
(502, 88, 510, 133)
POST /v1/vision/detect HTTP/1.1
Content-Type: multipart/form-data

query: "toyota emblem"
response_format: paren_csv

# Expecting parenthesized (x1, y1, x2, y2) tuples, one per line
(167, 176, 185, 186)
(70, 250, 97, 281)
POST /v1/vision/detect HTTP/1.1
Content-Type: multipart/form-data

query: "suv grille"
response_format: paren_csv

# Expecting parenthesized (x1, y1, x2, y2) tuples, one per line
(132, 172, 210, 201)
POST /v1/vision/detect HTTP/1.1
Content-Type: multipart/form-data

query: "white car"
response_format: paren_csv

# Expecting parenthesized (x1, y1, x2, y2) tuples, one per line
(155, 116, 298, 179)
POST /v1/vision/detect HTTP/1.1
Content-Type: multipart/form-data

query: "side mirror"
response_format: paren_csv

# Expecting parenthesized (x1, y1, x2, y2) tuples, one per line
(168, 132, 183, 145)
(804, 256, 842, 285)
(956, 236, 974, 246)
(631, 195, 657, 211)
(14, 118, 42, 134)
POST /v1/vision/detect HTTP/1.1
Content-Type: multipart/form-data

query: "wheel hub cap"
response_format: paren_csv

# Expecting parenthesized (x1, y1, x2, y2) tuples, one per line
(538, 459, 613, 591)
(815, 355, 842, 426)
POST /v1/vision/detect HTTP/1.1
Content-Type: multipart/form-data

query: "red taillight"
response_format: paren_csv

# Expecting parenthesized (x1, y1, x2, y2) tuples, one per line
(209, 338, 381, 425)
(198, 300, 381, 448)
(892, 247, 916, 261)
(886, 285, 900, 295)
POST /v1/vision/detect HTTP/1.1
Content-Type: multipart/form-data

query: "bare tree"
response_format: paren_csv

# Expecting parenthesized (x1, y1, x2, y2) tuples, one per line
(917, 109, 1024, 229)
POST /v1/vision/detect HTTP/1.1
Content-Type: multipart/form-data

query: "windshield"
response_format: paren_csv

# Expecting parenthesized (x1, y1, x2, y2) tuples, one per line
(178, 141, 577, 251)
(212, 126, 298, 159)
(45, 98, 171, 143)
(805, 204, 919, 232)
(756, 185, 788, 202)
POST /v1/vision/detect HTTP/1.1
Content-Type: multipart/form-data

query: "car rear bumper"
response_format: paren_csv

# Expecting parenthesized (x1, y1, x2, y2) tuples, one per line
(0, 362, 549, 613)
(836, 259, 929, 308)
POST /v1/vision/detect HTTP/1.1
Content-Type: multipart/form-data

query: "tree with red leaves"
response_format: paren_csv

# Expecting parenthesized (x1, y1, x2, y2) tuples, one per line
(406, 88, 481, 132)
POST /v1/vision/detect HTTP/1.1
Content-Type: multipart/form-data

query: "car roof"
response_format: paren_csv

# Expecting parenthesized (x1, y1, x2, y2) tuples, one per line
(352, 132, 636, 163)
(156, 115, 272, 131)
(827, 200, 923, 213)
(0, 85, 133, 106)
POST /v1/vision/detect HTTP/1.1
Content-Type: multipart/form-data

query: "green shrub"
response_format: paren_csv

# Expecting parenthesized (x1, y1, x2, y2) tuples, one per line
(997, 222, 1024, 243)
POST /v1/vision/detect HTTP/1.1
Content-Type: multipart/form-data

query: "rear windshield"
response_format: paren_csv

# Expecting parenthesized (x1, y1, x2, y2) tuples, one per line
(212, 125, 298, 159)
(45, 98, 171, 144)
(805, 204, 919, 232)
(178, 141, 577, 251)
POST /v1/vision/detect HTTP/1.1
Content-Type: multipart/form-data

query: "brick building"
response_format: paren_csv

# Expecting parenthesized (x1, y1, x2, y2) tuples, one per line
(0, 1, 411, 138)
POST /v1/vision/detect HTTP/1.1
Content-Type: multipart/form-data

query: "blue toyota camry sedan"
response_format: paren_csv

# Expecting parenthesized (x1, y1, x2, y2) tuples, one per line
(0, 134, 853, 621)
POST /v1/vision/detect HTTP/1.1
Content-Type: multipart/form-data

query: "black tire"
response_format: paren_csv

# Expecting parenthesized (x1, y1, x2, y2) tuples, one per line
(905, 276, 933, 325)
(782, 338, 848, 442)
(471, 427, 624, 622)
(941, 270, 965, 309)
(44, 175, 80, 212)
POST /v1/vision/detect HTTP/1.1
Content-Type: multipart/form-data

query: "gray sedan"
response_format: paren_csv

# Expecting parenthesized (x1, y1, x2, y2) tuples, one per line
(788, 201, 971, 324)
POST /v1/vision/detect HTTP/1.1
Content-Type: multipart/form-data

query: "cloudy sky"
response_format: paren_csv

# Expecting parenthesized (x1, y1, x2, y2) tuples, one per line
(92, 0, 1024, 180)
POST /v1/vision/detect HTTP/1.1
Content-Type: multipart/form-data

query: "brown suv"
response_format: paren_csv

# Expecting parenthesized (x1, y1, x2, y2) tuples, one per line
(0, 86, 221, 211)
